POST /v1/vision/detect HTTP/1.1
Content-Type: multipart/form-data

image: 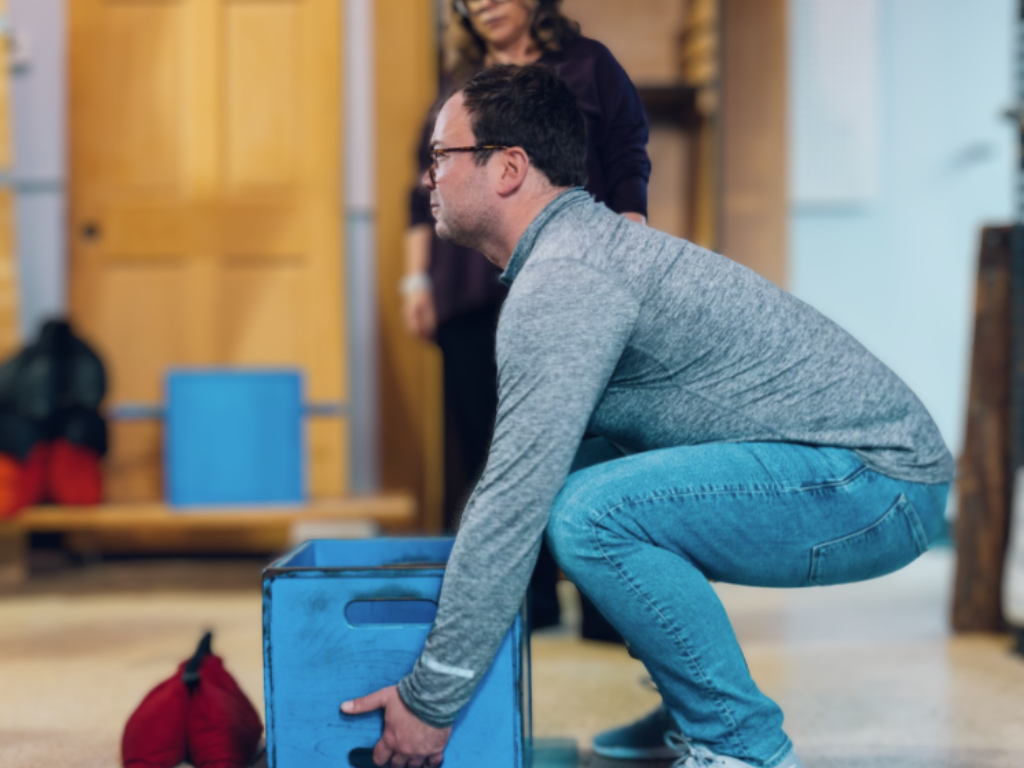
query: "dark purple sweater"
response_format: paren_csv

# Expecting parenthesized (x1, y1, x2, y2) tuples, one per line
(409, 36, 651, 325)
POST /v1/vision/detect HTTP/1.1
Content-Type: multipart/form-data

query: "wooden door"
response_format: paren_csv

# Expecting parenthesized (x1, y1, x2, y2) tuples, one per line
(0, 0, 18, 359)
(68, 0, 348, 501)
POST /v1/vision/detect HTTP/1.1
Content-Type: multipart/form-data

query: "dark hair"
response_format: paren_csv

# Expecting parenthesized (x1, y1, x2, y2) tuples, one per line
(445, 0, 581, 84)
(459, 64, 587, 188)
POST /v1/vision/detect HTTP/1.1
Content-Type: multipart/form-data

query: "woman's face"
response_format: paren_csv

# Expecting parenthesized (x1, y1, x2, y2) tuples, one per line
(464, 0, 534, 49)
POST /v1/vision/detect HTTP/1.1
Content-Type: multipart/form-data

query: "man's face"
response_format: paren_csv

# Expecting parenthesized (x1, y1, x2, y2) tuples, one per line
(425, 93, 494, 249)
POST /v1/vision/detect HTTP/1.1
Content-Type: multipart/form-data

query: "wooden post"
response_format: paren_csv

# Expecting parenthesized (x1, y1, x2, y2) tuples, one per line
(719, 0, 788, 287)
(953, 226, 1013, 632)
(375, 1, 445, 532)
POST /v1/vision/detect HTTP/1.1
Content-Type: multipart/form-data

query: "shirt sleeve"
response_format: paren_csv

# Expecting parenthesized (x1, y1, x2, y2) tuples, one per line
(594, 47, 651, 218)
(397, 259, 639, 727)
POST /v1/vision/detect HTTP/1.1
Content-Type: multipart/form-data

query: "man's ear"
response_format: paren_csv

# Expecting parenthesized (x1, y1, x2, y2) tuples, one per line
(495, 147, 530, 196)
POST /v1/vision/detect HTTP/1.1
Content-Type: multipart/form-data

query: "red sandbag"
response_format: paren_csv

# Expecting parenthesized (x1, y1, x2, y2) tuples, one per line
(19, 442, 49, 508)
(121, 661, 191, 768)
(47, 438, 102, 505)
(188, 654, 264, 768)
(0, 454, 23, 519)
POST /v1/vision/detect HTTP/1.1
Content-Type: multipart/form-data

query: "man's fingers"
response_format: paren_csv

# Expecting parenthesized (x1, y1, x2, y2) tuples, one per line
(426, 753, 444, 768)
(341, 688, 386, 715)
(372, 739, 392, 767)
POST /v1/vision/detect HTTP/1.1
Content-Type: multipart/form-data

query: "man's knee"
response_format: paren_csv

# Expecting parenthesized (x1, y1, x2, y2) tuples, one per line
(545, 470, 613, 578)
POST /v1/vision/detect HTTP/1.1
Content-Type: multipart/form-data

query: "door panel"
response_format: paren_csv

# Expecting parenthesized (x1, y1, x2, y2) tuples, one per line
(224, 1, 299, 190)
(70, 0, 347, 500)
(222, 260, 303, 364)
(94, 2, 187, 192)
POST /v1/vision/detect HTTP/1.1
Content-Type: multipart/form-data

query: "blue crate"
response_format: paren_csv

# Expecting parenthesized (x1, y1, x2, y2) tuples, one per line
(262, 538, 531, 768)
(165, 369, 304, 507)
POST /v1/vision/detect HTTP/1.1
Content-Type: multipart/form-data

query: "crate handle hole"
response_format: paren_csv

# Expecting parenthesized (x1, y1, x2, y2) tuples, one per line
(348, 748, 377, 768)
(345, 598, 438, 626)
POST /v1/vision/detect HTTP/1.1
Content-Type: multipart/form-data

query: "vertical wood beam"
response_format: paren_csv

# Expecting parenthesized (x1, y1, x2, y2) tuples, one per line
(375, 3, 444, 532)
(719, 0, 788, 288)
(954, 227, 1013, 633)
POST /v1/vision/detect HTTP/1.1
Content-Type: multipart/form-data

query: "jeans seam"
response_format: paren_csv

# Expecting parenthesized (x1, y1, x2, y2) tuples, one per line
(808, 493, 928, 585)
(591, 463, 868, 514)
(902, 496, 931, 554)
(589, 508, 750, 758)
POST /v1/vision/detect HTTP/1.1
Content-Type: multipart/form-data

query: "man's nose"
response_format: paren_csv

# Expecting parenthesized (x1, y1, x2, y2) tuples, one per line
(422, 168, 436, 190)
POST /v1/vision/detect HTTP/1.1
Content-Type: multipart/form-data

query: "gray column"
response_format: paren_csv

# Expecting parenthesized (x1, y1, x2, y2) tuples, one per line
(345, 0, 379, 493)
(6, 0, 67, 342)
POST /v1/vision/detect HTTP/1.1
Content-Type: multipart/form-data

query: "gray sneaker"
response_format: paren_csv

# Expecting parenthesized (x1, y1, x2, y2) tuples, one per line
(664, 732, 804, 768)
(591, 704, 679, 760)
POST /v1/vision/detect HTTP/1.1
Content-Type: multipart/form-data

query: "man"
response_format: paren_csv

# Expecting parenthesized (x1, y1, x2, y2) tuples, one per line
(342, 65, 954, 768)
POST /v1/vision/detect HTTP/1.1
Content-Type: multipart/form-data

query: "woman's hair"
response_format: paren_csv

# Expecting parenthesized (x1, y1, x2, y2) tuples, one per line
(444, 0, 581, 85)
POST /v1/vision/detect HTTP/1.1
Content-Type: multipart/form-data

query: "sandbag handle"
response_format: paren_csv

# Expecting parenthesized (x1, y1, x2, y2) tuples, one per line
(182, 631, 213, 688)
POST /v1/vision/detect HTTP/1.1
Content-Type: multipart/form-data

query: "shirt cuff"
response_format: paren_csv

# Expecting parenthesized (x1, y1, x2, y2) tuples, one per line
(397, 674, 460, 729)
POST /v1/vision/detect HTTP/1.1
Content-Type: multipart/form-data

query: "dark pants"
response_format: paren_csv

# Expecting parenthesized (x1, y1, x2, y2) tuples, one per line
(435, 303, 621, 640)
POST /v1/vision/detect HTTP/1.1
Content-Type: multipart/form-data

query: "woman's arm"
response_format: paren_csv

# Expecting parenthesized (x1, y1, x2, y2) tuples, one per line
(402, 105, 442, 340)
(591, 43, 652, 219)
(402, 224, 437, 340)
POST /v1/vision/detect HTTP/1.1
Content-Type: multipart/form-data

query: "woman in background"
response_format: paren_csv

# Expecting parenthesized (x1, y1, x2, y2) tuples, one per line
(401, 0, 650, 639)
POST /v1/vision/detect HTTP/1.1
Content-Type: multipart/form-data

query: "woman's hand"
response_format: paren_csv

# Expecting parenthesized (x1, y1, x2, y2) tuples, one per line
(342, 686, 452, 768)
(403, 288, 437, 341)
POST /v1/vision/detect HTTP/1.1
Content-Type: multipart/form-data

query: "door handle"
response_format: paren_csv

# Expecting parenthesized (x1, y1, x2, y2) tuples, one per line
(81, 222, 101, 241)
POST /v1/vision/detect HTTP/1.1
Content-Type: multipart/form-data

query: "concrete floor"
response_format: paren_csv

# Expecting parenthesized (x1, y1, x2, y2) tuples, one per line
(1, 547, 1022, 767)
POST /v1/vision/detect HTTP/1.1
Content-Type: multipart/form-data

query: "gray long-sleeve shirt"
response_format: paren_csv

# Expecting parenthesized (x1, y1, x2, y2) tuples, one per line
(397, 188, 955, 727)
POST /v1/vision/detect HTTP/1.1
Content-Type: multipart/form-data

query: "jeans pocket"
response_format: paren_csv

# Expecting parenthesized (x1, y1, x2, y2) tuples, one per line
(809, 494, 930, 586)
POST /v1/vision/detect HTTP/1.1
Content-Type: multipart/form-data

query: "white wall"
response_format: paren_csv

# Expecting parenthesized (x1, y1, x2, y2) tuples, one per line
(789, 0, 1015, 458)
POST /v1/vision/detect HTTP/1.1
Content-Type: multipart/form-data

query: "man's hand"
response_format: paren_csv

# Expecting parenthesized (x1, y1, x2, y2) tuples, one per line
(341, 685, 451, 768)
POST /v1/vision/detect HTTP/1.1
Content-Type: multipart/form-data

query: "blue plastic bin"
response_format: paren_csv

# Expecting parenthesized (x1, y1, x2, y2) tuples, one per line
(262, 538, 531, 768)
(166, 369, 304, 507)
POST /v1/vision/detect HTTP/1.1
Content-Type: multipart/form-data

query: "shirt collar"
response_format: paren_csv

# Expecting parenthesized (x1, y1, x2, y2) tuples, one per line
(499, 187, 589, 287)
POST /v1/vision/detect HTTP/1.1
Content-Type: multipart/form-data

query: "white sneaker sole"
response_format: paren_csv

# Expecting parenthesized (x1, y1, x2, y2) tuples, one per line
(591, 744, 681, 761)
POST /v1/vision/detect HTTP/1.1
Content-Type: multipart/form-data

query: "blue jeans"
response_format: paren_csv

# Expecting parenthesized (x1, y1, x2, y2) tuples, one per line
(546, 441, 949, 768)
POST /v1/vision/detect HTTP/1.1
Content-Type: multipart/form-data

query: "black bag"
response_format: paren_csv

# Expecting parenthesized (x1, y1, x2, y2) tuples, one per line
(0, 320, 107, 452)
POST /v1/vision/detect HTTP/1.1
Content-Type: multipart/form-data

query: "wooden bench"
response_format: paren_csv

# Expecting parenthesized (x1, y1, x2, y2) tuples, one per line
(0, 493, 417, 586)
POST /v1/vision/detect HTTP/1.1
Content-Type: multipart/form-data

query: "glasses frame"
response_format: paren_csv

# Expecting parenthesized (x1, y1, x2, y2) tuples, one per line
(427, 145, 511, 185)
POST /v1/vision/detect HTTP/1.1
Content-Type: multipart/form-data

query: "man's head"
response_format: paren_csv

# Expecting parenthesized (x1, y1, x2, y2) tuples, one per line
(425, 64, 587, 262)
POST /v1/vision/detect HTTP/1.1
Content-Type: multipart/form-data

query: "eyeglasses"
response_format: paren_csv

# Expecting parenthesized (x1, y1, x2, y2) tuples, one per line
(454, 0, 515, 19)
(427, 145, 510, 185)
